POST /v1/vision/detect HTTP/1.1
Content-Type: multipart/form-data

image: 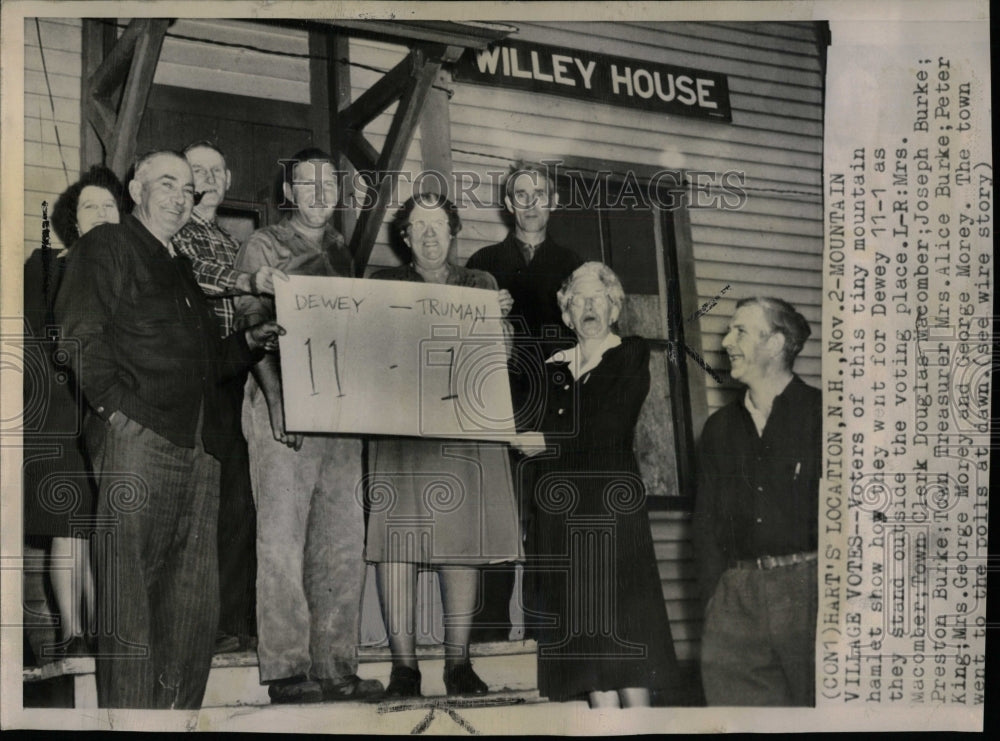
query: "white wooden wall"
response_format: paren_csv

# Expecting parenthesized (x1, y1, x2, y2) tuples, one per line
(440, 21, 825, 665)
(23, 17, 82, 256)
(445, 21, 824, 413)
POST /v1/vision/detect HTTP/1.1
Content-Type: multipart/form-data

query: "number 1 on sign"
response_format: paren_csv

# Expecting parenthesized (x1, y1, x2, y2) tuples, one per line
(305, 337, 346, 398)
(330, 339, 345, 398)
(441, 346, 458, 401)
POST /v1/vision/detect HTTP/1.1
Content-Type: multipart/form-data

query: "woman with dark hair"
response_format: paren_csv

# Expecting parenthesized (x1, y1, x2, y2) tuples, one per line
(23, 164, 123, 658)
(366, 192, 521, 698)
(512, 261, 679, 708)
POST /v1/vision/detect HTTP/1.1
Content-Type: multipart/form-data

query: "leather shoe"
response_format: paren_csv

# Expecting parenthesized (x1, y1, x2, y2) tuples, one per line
(319, 675, 384, 702)
(214, 632, 241, 654)
(267, 675, 323, 704)
(444, 661, 488, 696)
(50, 635, 89, 660)
(384, 665, 422, 698)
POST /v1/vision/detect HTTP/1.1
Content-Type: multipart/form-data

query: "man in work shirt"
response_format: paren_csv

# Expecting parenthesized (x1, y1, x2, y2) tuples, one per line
(233, 147, 382, 704)
(694, 296, 820, 706)
(172, 140, 286, 655)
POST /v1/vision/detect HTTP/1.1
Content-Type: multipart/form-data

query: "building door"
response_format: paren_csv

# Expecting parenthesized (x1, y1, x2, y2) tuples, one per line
(136, 84, 316, 225)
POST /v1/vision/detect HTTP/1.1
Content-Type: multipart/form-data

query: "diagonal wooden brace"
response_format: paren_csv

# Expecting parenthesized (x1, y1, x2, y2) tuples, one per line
(83, 18, 168, 179)
(345, 45, 460, 276)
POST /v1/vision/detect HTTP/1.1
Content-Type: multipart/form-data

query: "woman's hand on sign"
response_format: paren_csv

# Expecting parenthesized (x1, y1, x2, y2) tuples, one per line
(497, 289, 514, 317)
(510, 431, 547, 457)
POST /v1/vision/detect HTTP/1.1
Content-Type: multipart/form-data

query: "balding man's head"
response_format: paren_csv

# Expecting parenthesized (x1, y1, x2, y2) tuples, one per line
(128, 151, 194, 243)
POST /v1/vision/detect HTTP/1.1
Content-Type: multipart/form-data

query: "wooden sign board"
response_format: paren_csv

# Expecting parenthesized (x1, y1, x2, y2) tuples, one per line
(454, 39, 732, 122)
(275, 275, 515, 439)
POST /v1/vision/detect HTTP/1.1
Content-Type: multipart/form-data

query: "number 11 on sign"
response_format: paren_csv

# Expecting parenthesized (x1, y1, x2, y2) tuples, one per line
(305, 337, 345, 398)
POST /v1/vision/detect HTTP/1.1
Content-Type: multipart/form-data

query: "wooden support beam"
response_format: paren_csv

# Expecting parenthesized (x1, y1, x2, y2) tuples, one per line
(331, 35, 357, 242)
(87, 98, 117, 147)
(335, 50, 415, 133)
(106, 19, 168, 179)
(375, 49, 441, 173)
(82, 19, 168, 180)
(307, 29, 332, 147)
(311, 30, 357, 240)
(80, 19, 117, 169)
(314, 30, 511, 277)
(417, 69, 454, 198)
(314, 19, 516, 51)
(342, 133, 378, 179)
(87, 19, 145, 100)
(349, 46, 444, 275)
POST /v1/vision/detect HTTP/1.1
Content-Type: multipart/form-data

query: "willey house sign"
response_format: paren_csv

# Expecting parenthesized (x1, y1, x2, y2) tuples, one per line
(454, 39, 732, 121)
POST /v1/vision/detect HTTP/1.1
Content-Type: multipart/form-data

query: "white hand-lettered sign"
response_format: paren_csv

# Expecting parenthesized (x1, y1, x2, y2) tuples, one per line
(275, 275, 515, 439)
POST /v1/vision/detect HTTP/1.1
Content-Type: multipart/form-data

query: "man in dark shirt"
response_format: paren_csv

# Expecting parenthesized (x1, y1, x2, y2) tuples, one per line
(694, 297, 820, 706)
(465, 163, 582, 642)
(55, 150, 281, 709)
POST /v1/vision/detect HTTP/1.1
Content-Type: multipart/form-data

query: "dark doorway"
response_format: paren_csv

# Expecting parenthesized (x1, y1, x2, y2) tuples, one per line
(546, 168, 695, 505)
(136, 84, 316, 223)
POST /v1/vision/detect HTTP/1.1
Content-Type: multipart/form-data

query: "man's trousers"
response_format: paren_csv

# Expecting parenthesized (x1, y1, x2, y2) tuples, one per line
(243, 383, 366, 683)
(216, 424, 256, 642)
(94, 411, 220, 709)
(700, 560, 817, 706)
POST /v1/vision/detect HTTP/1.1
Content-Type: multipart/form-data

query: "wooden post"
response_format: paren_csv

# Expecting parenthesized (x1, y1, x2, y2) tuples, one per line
(348, 49, 443, 276)
(669, 203, 710, 443)
(107, 19, 168, 179)
(80, 19, 115, 169)
(417, 68, 454, 199)
(82, 18, 168, 181)
(311, 31, 357, 242)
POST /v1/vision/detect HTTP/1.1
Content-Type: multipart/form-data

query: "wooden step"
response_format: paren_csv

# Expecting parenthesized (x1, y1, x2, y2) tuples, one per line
(23, 640, 538, 709)
(202, 640, 538, 708)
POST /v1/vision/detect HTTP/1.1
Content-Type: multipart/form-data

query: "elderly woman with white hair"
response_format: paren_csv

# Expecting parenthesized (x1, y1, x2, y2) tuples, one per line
(513, 261, 678, 708)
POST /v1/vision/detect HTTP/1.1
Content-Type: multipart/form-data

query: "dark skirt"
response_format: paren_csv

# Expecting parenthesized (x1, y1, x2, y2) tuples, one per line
(528, 455, 679, 701)
(22, 249, 97, 539)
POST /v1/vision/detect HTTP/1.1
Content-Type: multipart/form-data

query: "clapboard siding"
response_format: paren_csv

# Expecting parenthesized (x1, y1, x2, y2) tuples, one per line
(23, 17, 81, 256)
(611, 23, 823, 75)
(453, 89, 823, 154)
(710, 20, 820, 40)
(510, 22, 823, 90)
(650, 511, 700, 662)
(446, 21, 824, 418)
(645, 21, 819, 57)
(152, 18, 312, 103)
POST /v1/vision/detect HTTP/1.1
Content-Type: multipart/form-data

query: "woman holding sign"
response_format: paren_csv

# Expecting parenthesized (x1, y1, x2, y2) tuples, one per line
(366, 192, 521, 698)
(512, 262, 678, 708)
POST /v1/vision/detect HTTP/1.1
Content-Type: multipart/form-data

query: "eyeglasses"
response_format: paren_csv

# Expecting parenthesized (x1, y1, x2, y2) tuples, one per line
(407, 219, 450, 236)
(568, 294, 610, 310)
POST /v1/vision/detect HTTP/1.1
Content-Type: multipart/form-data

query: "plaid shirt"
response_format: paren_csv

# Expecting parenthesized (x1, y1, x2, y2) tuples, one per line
(172, 210, 244, 337)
